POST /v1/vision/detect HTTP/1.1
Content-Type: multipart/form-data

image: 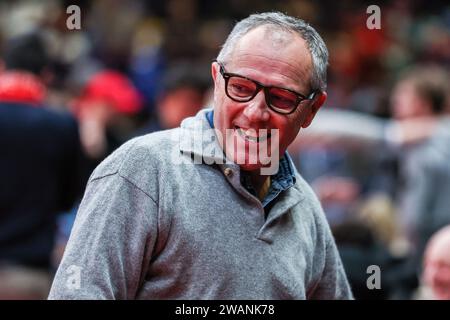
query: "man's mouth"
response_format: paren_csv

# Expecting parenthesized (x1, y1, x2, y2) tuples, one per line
(235, 126, 271, 143)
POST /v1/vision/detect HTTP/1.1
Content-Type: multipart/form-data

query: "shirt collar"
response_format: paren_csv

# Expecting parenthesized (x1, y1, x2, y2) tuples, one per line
(262, 152, 296, 207)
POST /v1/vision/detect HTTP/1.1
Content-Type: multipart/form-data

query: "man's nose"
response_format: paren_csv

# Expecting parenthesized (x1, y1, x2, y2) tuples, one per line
(243, 90, 270, 122)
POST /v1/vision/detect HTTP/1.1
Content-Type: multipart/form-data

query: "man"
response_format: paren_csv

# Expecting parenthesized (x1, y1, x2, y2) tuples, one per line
(420, 225, 450, 300)
(49, 12, 352, 299)
(0, 32, 86, 298)
(136, 62, 210, 133)
(72, 69, 143, 163)
(390, 65, 450, 265)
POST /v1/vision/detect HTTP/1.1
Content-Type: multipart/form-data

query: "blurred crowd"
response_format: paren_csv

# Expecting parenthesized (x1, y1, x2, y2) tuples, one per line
(1, 0, 450, 299)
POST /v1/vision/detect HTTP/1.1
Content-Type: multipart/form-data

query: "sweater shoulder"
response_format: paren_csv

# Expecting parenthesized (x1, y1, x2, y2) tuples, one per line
(90, 128, 179, 185)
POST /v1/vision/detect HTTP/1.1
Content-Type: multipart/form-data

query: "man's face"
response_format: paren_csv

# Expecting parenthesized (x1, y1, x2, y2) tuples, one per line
(212, 26, 326, 173)
(390, 80, 432, 120)
(158, 86, 204, 129)
(423, 237, 450, 299)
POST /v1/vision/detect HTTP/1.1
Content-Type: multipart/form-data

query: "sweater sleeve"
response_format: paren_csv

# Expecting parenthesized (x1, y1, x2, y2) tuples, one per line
(48, 172, 158, 300)
(309, 234, 354, 300)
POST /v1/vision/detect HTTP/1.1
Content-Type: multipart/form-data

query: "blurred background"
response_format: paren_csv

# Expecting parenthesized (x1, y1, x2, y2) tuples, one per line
(1, 0, 450, 300)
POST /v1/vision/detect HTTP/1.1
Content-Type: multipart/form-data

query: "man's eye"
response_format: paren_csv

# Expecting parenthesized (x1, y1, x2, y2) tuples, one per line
(271, 94, 295, 103)
(271, 94, 296, 107)
(230, 83, 254, 96)
(232, 84, 250, 92)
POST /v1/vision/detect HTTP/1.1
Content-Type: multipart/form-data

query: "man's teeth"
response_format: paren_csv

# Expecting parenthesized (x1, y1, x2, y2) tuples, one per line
(236, 127, 270, 142)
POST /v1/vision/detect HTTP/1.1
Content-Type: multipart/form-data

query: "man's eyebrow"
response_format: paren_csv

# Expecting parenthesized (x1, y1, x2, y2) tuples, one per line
(225, 53, 313, 91)
(227, 71, 308, 96)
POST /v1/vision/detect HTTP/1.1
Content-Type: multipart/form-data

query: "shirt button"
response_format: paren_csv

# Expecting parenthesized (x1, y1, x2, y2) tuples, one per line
(224, 168, 233, 177)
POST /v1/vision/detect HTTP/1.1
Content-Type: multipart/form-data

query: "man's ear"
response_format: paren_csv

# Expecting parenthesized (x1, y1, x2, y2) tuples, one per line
(211, 62, 222, 97)
(301, 91, 327, 128)
(211, 61, 219, 84)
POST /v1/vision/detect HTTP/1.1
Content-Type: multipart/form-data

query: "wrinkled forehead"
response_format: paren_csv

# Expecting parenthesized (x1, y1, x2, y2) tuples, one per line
(228, 26, 313, 86)
(232, 25, 310, 59)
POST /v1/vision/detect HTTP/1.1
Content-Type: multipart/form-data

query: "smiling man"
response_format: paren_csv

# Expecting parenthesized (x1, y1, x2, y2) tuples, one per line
(211, 22, 326, 190)
(49, 12, 353, 300)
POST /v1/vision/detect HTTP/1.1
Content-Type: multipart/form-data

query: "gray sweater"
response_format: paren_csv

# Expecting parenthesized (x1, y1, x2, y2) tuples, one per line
(48, 109, 353, 300)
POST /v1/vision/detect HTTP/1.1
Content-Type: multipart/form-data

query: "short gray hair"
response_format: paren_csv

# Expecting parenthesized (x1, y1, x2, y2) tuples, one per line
(217, 12, 328, 92)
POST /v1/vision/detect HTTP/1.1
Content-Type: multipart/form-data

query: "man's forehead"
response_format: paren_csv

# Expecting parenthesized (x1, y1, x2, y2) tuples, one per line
(228, 26, 312, 88)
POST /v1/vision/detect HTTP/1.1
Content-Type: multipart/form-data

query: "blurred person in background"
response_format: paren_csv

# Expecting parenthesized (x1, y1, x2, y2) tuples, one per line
(417, 225, 450, 300)
(0, 31, 87, 299)
(50, 69, 144, 267)
(72, 70, 143, 165)
(48, 12, 352, 300)
(390, 65, 450, 264)
(382, 66, 450, 299)
(136, 62, 210, 133)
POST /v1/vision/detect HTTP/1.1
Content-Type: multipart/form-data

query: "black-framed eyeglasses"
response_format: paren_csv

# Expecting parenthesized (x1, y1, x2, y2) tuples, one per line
(216, 60, 316, 115)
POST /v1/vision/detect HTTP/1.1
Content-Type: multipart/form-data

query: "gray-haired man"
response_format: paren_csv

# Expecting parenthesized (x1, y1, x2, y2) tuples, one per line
(49, 12, 353, 300)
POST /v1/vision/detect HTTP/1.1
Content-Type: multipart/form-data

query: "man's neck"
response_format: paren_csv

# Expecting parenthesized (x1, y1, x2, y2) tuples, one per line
(245, 170, 270, 199)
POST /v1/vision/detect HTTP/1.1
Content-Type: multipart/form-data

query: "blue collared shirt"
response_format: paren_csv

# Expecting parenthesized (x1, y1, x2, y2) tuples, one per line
(206, 110, 296, 208)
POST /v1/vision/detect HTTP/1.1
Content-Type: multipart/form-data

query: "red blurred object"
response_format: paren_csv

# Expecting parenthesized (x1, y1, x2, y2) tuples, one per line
(354, 26, 386, 58)
(76, 70, 143, 115)
(0, 71, 46, 105)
